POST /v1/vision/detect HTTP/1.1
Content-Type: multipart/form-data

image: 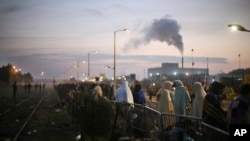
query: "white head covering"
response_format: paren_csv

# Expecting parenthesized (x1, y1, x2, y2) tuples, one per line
(173, 80, 191, 115)
(191, 82, 206, 118)
(193, 82, 206, 98)
(158, 81, 174, 114)
(115, 80, 134, 104)
(93, 84, 103, 100)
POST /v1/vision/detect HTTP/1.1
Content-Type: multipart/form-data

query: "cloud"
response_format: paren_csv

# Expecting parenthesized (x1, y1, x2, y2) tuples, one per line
(0, 5, 22, 14)
(0, 51, 228, 79)
(124, 15, 184, 55)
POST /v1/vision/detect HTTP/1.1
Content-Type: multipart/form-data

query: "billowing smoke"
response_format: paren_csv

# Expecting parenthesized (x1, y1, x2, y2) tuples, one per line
(124, 16, 183, 55)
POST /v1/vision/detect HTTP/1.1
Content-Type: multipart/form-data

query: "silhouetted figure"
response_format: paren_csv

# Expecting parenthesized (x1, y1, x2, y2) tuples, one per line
(34, 84, 38, 91)
(27, 82, 32, 94)
(42, 83, 46, 92)
(227, 84, 250, 129)
(13, 81, 17, 100)
(147, 84, 154, 101)
(24, 83, 28, 93)
(39, 83, 42, 92)
(202, 81, 227, 131)
(132, 83, 146, 105)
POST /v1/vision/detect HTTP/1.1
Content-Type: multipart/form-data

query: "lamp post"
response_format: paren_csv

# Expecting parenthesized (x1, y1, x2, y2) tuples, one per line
(88, 51, 97, 78)
(191, 49, 194, 83)
(105, 66, 114, 70)
(238, 54, 241, 69)
(228, 24, 250, 32)
(41, 71, 44, 84)
(191, 49, 194, 70)
(113, 29, 128, 97)
(77, 60, 85, 81)
(77, 62, 79, 81)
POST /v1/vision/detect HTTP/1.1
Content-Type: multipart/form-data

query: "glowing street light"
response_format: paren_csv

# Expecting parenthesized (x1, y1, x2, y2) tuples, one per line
(113, 29, 129, 97)
(228, 24, 250, 32)
(105, 66, 114, 70)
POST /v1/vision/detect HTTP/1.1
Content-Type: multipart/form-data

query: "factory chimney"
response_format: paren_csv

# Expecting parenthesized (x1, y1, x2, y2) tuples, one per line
(181, 56, 184, 68)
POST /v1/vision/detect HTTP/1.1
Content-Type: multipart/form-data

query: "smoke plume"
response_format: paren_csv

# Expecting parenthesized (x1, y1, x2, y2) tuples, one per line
(124, 16, 183, 55)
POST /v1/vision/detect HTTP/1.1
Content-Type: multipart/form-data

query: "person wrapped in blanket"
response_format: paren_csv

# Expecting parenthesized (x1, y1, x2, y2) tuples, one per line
(202, 81, 227, 131)
(226, 84, 250, 129)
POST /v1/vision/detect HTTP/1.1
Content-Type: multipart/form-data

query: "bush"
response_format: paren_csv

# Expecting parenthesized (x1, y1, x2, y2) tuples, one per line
(83, 93, 115, 138)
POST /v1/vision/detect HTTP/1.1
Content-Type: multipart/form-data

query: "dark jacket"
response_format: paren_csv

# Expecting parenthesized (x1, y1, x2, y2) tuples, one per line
(132, 84, 146, 105)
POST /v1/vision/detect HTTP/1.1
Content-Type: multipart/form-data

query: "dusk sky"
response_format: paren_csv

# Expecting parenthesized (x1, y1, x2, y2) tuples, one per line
(1, 0, 249, 80)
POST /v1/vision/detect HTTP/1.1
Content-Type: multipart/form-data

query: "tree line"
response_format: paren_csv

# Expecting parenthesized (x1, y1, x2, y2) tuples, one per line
(0, 64, 33, 85)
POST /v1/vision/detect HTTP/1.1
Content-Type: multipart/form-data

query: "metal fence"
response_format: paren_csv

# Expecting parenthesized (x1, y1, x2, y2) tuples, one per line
(161, 113, 202, 141)
(110, 102, 162, 140)
(201, 122, 230, 141)
(71, 99, 230, 141)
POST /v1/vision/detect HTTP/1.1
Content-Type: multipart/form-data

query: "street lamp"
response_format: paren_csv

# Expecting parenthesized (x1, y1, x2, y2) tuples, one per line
(191, 49, 194, 69)
(113, 29, 129, 97)
(228, 24, 250, 32)
(41, 71, 44, 84)
(238, 54, 241, 69)
(77, 60, 85, 81)
(191, 49, 194, 79)
(88, 51, 97, 78)
(105, 66, 114, 70)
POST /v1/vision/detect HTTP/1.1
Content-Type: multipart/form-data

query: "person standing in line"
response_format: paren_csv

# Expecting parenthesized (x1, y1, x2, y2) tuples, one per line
(202, 81, 227, 131)
(24, 83, 28, 93)
(191, 82, 207, 118)
(226, 84, 250, 129)
(173, 80, 191, 115)
(130, 80, 139, 93)
(147, 84, 155, 101)
(42, 83, 46, 92)
(93, 82, 103, 100)
(27, 82, 32, 94)
(157, 81, 174, 114)
(132, 83, 146, 105)
(13, 81, 17, 101)
(115, 80, 134, 105)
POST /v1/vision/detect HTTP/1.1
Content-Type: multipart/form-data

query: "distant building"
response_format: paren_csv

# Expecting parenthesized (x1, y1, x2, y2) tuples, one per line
(148, 62, 208, 83)
(122, 73, 136, 82)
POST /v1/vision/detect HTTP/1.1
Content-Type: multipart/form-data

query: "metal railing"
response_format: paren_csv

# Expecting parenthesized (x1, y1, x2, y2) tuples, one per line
(161, 113, 202, 141)
(71, 98, 230, 141)
(201, 122, 230, 141)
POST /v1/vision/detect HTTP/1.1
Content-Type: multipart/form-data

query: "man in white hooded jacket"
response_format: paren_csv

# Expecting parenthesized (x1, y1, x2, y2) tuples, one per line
(115, 80, 134, 104)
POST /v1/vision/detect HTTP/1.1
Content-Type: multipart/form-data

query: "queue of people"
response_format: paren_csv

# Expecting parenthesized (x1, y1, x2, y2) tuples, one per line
(89, 79, 249, 133)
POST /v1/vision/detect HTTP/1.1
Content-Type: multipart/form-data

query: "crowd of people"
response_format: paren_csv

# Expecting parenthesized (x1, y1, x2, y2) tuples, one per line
(12, 81, 46, 101)
(89, 79, 250, 133)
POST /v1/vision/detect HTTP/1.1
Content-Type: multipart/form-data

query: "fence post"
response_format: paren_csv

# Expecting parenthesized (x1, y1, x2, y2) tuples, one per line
(110, 103, 119, 140)
(91, 100, 94, 141)
(72, 103, 76, 124)
(159, 114, 165, 141)
(80, 105, 85, 141)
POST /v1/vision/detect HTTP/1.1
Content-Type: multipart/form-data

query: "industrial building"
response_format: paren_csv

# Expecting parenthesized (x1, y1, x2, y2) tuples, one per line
(148, 61, 208, 83)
